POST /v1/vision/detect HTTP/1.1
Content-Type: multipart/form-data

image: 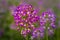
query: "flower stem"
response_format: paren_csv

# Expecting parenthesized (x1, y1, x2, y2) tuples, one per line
(45, 27, 48, 40)
(37, 36, 41, 40)
(45, 23, 48, 40)
(26, 36, 28, 40)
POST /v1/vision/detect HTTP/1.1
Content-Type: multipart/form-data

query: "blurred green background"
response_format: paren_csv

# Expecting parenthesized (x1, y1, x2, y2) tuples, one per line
(0, 0, 60, 40)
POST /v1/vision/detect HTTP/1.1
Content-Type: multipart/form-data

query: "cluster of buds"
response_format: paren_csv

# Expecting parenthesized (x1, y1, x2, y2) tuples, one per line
(12, 3, 56, 39)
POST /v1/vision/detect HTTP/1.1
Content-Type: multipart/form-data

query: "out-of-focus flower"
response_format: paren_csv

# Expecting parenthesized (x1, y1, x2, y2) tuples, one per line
(10, 23, 17, 30)
(57, 0, 60, 9)
(40, 9, 56, 35)
(32, 26, 45, 39)
(48, 28, 54, 36)
(0, 0, 8, 13)
(0, 28, 4, 37)
(40, 9, 56, 28)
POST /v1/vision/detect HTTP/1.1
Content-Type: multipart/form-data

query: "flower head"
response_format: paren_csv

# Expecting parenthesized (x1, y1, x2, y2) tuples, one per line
(40, 9, 56, 36)
(40, 9, 56, 28)
(12, 3, 40, 37)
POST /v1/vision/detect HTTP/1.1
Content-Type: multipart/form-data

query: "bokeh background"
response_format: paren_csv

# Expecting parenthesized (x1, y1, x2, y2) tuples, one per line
(0, 0, 60, 40)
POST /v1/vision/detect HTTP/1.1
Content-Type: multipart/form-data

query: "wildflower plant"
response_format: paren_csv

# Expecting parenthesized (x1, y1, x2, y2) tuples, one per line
(11, 2, 56, 40)
(40, 9, 56, 40)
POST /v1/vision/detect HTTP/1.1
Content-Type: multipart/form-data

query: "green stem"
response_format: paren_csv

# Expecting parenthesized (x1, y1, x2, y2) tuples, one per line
(45, 27, 48, 40)
(26, 36, 28, 40)
(45, 23, 48, 40)
(57, 27, 60, 40)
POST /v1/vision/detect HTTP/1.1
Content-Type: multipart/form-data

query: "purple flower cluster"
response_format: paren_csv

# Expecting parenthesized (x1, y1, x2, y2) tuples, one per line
(12, 3, 56, 39)
(40, 9, 56, 36)
(13, 4, 39, 26)
(40, 10, 56, 25)
(12, 3, 40, 37)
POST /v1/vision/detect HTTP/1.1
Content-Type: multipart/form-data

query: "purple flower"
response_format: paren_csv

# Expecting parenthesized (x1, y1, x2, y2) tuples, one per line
(12, 3, 40, 37)
(40, 9, 56, 28)
(13, 3, 40, 28)
(40, 9, 56, 36)
(32, 27, 45, 38)
(48, 28, 54, 36)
